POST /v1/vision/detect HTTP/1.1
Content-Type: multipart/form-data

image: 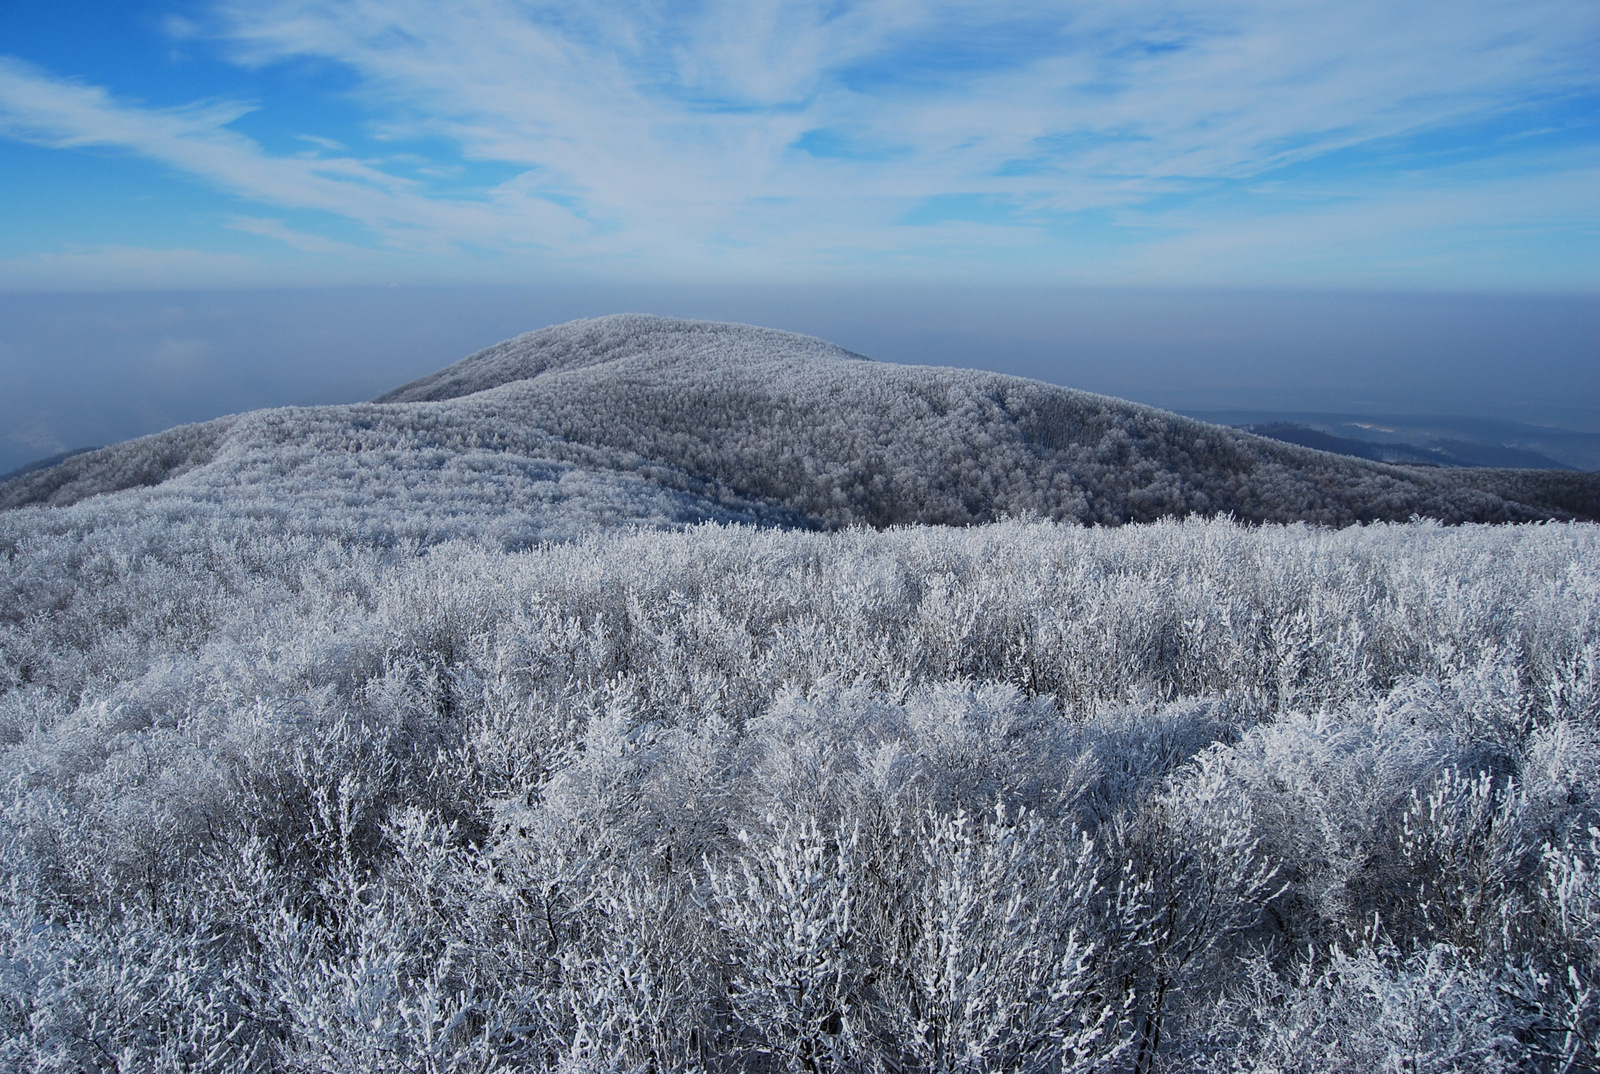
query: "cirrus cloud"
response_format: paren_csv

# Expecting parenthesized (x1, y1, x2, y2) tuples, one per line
(0, 0, 1597, 286)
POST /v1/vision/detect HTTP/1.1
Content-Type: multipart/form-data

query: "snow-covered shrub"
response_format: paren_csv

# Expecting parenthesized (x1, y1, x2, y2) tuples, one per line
(1, 515, 1598, 1070)
(1200, 943, 1528, 1074)
(866, 806, 1119, 1074)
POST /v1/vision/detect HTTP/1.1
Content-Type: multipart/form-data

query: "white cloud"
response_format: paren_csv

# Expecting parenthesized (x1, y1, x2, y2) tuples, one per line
(202, 1, 1600, 253)
(296, 133, 347, 151)
(209, 2, 1600, 182)
(2, 1, 1597, 282)
(226, 216, 367, 255)
(0, 56, 591, 253)
(1104, 154, 1600, 289)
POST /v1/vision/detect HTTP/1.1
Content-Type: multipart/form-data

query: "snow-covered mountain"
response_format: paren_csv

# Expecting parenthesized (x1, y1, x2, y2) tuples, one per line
(4, 314, 1594, 533)
(4, 315, 1600, 1071)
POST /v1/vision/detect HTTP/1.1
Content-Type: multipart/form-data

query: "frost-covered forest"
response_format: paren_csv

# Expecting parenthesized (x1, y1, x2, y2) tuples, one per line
(2, 315, 1598, 1072)
(2, 503, 1598, 1072)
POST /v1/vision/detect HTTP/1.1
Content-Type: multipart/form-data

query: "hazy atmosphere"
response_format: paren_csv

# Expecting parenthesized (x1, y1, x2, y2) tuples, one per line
(3, 1, 1598, 470)
(3, 285, 1599, 478)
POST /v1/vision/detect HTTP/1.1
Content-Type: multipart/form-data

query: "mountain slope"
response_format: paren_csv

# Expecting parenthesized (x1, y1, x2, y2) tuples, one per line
(2, 314, 1596, 533)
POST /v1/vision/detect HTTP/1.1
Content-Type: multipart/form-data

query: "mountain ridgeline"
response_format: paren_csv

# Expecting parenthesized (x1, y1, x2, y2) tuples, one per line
(3, 314, 1595, 531)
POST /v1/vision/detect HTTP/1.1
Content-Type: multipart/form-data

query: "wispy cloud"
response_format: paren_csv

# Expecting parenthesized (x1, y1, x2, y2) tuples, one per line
(0, 55, 589, 253)
(1, 1, 1597, 284)
(225, 216, 367, 255)
(210, 2, 1600, 178)
(1106, 156, 1600, 289)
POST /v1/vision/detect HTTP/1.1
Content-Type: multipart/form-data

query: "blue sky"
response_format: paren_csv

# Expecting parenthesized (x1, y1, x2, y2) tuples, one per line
(2, 0, 1598, 291)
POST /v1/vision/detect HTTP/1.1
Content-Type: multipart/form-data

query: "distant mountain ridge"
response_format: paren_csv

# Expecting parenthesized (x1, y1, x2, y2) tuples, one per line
(1235, 422, 1574, 470)
(1187, 409, 1600, 471)
(2, 314, 1597, 532)
(0, 445, 99, 484)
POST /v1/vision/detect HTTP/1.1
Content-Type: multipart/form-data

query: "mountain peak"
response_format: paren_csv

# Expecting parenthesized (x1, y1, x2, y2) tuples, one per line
(376, 314, 870, 404)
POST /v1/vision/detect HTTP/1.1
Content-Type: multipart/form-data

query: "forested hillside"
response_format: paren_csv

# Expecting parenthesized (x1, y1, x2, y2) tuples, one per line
(4, 315, 1595, 529)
